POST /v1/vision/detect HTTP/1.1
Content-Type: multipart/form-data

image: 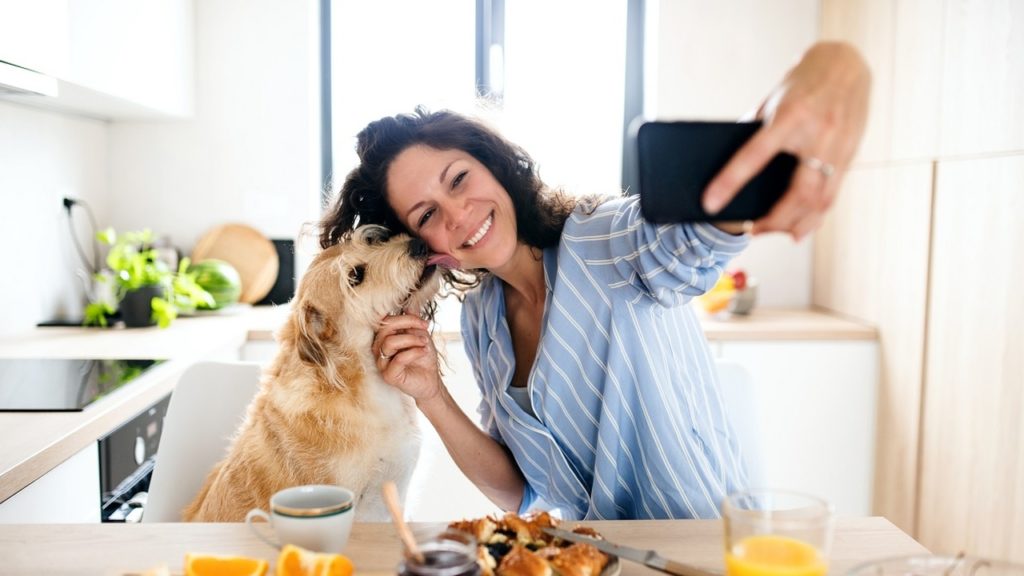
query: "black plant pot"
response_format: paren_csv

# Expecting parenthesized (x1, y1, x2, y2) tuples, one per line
(120, 285, 162, 328)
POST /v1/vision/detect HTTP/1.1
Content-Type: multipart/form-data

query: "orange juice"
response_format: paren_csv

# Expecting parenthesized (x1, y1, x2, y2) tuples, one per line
(725, 535, 827, 576)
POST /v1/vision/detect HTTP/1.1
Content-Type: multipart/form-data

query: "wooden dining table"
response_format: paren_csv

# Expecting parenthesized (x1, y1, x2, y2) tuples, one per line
(0, 517, 928, 576)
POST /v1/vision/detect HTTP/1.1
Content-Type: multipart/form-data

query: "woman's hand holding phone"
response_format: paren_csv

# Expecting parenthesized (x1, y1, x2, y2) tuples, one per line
(637, 120, 798, 227)
(701, 41, 871, 240)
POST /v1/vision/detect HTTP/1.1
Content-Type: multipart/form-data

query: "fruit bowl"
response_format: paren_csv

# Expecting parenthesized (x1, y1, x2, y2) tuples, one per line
(697, 269, 758, 317)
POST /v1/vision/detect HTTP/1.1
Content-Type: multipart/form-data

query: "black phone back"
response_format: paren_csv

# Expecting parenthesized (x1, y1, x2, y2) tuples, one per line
(636, 120, 797, 223)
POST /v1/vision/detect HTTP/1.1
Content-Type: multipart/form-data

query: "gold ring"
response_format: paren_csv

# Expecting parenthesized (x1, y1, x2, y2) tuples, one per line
(803, 156, 836, 178)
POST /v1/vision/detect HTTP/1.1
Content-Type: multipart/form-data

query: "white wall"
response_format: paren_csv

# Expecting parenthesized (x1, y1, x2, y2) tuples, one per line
(646, 0, 820, 307)
(108, 0, 322, 265)
(0, 101, 110, 334)
(1, 0, 320, 334)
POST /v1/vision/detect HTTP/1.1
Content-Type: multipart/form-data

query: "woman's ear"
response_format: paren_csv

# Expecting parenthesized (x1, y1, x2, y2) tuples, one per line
(297, 303, 336, 366)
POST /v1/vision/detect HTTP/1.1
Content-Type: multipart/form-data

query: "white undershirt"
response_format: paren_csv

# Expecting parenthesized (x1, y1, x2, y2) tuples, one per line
(507, 385, 535, 418)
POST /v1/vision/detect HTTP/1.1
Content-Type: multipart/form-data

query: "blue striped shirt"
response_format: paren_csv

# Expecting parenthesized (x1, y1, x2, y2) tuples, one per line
(460, 195, 751, 520)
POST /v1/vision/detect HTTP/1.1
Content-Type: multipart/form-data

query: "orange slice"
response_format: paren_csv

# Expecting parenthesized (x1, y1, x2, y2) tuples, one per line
(185, 553, 269, 576)
(276, 544, 354, 576)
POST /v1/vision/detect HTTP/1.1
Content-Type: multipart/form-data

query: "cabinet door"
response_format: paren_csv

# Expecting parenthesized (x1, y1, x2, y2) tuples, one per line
(0, 443, 100, 523)
(0, 0, 69, 77)
(0, 0, 193, 117)
(718, 340, 879, 516)
(65, 0, 194, 116)
(918, 155, 1024, 560)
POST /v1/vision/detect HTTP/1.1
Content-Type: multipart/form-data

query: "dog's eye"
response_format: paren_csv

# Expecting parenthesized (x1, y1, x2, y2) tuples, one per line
(348, 265, 366, 286)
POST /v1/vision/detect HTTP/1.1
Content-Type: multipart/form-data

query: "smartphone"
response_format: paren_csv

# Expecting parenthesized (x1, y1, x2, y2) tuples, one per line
(636, 120, 798, 223)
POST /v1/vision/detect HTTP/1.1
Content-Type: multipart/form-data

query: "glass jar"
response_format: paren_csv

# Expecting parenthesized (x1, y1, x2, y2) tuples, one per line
(397, 529, 480, 576)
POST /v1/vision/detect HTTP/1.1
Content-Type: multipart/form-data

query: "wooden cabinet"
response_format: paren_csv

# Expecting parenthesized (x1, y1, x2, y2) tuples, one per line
(0, 0, 194, 118)
(816, 0, 1024, 561)
(814, 163, 933, 533)
(917, 157, 1024, 558)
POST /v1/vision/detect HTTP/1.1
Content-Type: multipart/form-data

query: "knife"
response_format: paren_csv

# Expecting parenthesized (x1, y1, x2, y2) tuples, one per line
(542, 527, 722, 576)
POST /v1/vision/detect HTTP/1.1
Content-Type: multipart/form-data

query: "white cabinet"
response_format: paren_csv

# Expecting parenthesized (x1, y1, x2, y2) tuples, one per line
(0, 0, 69, 78)
(0, 443, 100, 523)
(0, 0, 194, 118)
(713, 339, 879, 517)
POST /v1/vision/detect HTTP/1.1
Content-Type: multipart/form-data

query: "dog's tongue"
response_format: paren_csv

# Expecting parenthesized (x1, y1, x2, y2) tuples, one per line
(427, 253, 460, 269)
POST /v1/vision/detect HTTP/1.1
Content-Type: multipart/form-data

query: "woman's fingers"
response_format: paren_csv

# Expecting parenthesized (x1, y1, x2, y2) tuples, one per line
(753, 150, 842, 238)
(702, 115, 794, 214)
(372, 313, 441, 401)
(376, 330, 432, 361)
(373, 314, 429, 356)
(706, 41, 870, 238)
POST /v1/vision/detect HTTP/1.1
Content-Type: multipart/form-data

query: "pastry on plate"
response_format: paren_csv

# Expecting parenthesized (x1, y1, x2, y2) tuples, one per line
(449, 512, 611, 576)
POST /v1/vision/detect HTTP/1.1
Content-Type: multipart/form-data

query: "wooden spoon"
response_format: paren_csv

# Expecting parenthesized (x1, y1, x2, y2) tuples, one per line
(382, 481, 425, 564)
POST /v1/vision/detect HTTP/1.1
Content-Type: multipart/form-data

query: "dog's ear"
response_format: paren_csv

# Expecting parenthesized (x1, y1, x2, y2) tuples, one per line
(297, 303, 336, 366)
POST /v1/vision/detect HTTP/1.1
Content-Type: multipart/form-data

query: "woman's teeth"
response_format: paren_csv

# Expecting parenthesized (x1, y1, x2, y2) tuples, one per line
(463, 214, 493, 248)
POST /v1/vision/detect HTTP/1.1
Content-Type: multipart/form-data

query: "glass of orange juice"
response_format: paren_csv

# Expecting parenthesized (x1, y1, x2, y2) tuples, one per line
(723, 490, 834, 576)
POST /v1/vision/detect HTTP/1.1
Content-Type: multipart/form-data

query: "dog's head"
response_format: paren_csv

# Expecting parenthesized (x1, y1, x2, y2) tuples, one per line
(290, 225, 444, 383)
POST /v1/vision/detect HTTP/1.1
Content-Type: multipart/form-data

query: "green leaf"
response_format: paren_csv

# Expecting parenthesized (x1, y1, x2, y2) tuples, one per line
(150, 296, 177, 329)
(83, 301, 115, 327)
(96, 227, 116, 245)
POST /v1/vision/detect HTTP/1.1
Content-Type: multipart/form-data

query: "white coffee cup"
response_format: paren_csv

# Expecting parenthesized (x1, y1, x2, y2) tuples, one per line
(245, 484, 355, 554)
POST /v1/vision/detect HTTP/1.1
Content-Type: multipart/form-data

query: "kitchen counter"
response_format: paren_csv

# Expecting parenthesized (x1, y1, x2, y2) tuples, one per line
(0, 517, 927, 575)
(0, 305, 874, 506)
(0, 305, 290, 504)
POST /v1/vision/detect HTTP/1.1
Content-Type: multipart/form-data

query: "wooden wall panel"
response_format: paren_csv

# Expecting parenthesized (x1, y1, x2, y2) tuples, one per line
(812, 163, 933, 534)
(918, 155, 1024, 559)
(890, 0, 945, 161)
(939, 0, 1024, 157)
(820, 0, 895, 164)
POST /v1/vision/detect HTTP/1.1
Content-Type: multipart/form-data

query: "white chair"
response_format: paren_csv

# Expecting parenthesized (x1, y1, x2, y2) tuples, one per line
(143, 361, 261, 522)
(715, 360, 766, 488)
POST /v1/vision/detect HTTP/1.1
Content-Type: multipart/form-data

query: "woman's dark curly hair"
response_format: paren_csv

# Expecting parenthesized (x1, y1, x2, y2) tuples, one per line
(319, 107, 582, 293)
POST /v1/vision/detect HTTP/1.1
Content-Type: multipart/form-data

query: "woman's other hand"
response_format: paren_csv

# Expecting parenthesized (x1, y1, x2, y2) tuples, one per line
(702, 41, 871, 240)
(373, 314, 443, 402)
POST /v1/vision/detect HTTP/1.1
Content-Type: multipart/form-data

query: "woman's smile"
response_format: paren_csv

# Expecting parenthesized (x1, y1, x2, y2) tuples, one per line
(462, 212, 494, 248)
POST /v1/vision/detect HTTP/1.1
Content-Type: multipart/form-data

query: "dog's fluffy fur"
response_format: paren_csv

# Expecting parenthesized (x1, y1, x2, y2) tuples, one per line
(183, 226, 440, 522)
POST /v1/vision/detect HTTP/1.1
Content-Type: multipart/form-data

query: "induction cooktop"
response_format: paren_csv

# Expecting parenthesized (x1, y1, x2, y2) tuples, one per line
(0, 358, 163, 412)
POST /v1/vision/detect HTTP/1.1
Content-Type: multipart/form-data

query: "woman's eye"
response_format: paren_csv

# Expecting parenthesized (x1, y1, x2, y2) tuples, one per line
(452, 170, 467, 188)
(417, 208, 435, 228)
(348, 265, 366, 286)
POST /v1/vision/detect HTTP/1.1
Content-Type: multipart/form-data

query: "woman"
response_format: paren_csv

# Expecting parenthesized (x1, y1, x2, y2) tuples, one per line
(320, 41, 870, 520)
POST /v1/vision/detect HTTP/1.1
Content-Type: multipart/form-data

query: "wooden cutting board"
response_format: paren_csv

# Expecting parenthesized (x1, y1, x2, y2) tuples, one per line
(190, 223, 279, 304)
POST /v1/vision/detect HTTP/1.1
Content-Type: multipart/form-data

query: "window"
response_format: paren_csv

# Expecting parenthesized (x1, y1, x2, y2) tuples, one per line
(326, 0, 632, 201)
(328, 1, 477, 191)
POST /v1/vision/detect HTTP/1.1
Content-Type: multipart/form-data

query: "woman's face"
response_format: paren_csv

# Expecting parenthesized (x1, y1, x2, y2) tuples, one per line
(386, 145, 518, 272)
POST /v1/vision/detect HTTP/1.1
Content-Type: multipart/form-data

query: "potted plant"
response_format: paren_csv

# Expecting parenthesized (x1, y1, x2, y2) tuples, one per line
(84, 228, 215, 328)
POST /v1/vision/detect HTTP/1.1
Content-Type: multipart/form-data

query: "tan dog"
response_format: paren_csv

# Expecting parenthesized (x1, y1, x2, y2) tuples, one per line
(183, 226, 444, 522)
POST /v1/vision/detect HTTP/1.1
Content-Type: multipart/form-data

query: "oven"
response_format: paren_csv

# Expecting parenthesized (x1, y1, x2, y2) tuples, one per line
(98, 393, 170, 522)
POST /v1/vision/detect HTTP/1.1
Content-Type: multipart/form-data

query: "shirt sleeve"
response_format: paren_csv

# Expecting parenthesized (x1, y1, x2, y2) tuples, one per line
(460, 288, 503, 442)
(603, 195, 750, 307)
(517, 482, 539, 515)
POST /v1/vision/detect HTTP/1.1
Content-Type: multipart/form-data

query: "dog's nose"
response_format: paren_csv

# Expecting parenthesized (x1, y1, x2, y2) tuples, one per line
(408, 238, 430, 258)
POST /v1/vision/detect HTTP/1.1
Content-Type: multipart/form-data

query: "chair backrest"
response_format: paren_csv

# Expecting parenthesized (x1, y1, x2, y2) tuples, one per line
(143, 361, 261, 522)
(715, 360, 766, 488)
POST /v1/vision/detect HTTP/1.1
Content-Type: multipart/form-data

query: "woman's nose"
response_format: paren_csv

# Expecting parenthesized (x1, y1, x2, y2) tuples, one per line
(444, 199, 472, 230)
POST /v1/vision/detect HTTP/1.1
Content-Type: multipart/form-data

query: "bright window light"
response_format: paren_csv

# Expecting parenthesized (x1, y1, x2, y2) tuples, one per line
(331, 1, 628, 197)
